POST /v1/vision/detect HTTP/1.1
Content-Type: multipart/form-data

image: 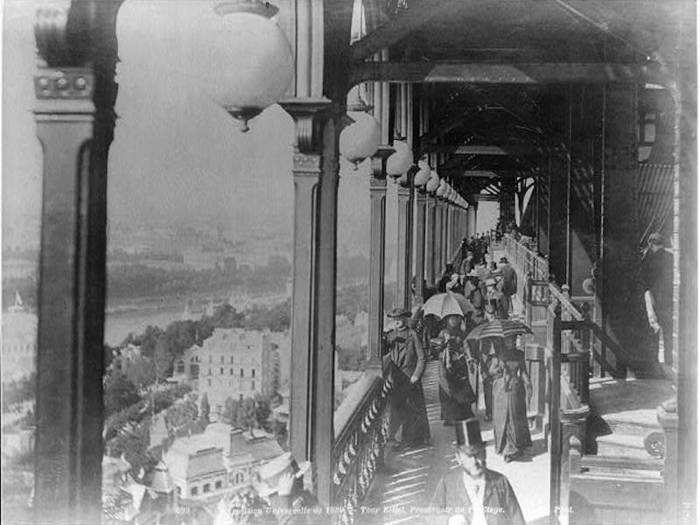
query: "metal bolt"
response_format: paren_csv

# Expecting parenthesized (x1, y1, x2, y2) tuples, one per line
(56, 77, 68, 89)
(75, 77, 87, 90)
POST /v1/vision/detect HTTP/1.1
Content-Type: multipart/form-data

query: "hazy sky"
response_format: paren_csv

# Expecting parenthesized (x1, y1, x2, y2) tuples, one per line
(3, 0, 379, 256)
(2, 0, 495, 261)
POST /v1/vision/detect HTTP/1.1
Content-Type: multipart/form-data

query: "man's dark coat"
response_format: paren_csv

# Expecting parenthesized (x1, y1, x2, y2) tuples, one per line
(431, 468, 525, 525)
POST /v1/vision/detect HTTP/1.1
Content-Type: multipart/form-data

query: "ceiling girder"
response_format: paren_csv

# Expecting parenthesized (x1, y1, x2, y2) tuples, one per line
(348, 0, 461, 61)
(350, 60, 663, 86)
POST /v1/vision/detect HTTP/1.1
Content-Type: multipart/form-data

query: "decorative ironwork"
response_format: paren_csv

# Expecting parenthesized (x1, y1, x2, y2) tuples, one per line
(35, 69, 94, 100)
(332, 374, 393, 524)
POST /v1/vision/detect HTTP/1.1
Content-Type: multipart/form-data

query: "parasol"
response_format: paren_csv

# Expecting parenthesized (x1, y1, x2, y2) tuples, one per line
(422, 292, 475, 319)
(466, 318, 532, 342)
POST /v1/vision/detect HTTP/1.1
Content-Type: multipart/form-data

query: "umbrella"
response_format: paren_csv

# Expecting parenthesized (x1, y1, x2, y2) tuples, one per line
(422, 292, 475, 319)
(466, 318, 532, 342)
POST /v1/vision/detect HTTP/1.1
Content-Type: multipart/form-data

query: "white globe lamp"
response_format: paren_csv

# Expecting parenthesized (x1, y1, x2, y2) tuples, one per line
(386, 140, 413, 178)
(201, 1, 294, 132)
(426, 171, 440, 193)
(413, 159, 431, 187)
(339, 112, 381, 169)
(437, 179, 448, 198)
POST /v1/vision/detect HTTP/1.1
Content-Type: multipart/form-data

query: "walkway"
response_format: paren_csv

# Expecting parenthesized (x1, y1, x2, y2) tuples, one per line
(363, 359, 550, 524)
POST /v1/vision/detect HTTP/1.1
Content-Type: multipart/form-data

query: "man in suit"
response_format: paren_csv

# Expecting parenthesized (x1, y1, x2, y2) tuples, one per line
(640, 232, 674, 365)
(432, 418, 525, 525)
(497, 257, 518, 314)
(383, 307, 430, 449)
(484, 278, 509, 320)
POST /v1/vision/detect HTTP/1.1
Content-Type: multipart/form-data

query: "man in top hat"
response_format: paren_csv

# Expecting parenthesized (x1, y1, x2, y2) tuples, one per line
(383, 307, 431, 449)
(639, 232, 674, 365)
(484, 278, 508, 320)
(497, 257, 517, 314)
(432, 418, 525, 525)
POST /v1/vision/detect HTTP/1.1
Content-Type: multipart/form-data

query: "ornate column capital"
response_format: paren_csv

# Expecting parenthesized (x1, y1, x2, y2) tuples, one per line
(370, 145, 394, 181)
(280, 97, 340, 153)
(34, 68, 95, 118)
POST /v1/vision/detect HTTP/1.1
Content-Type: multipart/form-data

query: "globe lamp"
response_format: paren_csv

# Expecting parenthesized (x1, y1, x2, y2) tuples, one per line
(437, 179, 448, 198)
(339, 112, 381, 169)
(386, 140, 413, 178)
(413, 159, 431, 187)
(425, 171, 440, 193)
(204, 0, 294, 132)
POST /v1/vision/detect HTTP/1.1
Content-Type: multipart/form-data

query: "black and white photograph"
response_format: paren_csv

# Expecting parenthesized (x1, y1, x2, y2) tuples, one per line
(0, 1, 697, 524)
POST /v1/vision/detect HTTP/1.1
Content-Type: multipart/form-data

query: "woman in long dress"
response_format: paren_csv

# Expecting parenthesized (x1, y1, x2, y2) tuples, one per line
(490, 340, 532, 462)
(437, 315, 477, 424)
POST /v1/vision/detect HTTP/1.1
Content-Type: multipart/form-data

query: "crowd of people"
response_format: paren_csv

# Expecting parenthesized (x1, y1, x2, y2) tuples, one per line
(381, 233, 530, 522)
(226, 233, 533, 524)
(383, 234, 532, 462)
(233, 231, 673, 525)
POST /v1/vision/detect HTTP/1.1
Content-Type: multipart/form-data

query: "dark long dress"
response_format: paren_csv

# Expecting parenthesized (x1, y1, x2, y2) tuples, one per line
(383, 327, 431, 446)
(437, 327, 477, 423)
(491, 349, 532, 457)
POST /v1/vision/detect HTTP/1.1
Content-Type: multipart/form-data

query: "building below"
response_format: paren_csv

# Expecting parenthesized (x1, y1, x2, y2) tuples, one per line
(164, 435, 228, 501)
(175, 329, 280, 415)
(161, 422, 283, 502)
(1, 293, 36, 383)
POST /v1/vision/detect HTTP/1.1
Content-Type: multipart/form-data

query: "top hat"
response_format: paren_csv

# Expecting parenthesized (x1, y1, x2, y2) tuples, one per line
(648, 233, 665, 246)
(387, 307, 412, 319)
(454, 418, 485, 453)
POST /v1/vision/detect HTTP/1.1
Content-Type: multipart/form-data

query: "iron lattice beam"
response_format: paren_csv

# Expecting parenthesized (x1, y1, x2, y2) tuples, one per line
(426, 144, 537, 156)
(350, 60, 664, 86)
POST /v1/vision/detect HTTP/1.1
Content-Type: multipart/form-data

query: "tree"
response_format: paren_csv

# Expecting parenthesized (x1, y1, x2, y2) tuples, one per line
(209, 303, 245, 329)
(104, 374, 140, 416)
(125, 355, 157, 389)
(199, 393, 210, 424)
(240, 398, 257, 430)
(253, 394, 271, 429)
(153, 339, 173, 381)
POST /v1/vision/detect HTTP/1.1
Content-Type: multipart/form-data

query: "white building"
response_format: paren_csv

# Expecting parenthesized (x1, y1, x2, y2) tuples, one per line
(162, 423, 283, 501)
(2, 293, 37, 383)
(163, 434, 228, 501)
(176, 329, 280, 414)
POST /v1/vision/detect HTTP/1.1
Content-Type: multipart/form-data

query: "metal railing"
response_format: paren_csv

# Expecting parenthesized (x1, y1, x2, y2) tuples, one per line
(331, 371, 393, 524)
(503, 234, 623, 379)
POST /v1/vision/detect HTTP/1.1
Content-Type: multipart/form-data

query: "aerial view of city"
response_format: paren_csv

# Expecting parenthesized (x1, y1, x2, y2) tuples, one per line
(5, 0, 692, 524)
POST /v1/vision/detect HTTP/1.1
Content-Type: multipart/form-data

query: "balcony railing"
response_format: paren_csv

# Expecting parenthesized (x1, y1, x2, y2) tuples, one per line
(331, 370, 392, 525)
(503, 234, 625, 379)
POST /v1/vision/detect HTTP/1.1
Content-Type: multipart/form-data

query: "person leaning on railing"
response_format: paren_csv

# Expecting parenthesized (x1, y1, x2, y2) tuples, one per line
(382, 307, 431, 450)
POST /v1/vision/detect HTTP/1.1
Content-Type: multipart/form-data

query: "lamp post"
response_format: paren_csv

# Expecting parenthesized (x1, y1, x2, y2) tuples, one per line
(387, 139, 415, 309)
(426, 171, 440, 283)
(413, 160, 431, 302)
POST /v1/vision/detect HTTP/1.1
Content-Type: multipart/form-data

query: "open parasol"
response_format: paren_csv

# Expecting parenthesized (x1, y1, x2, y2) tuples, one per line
(466, 318, 532, 342)
(422, 292, 475, 319)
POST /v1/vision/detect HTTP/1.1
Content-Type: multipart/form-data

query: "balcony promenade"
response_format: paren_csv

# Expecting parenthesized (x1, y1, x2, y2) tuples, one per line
(363, 357, 550, 524)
